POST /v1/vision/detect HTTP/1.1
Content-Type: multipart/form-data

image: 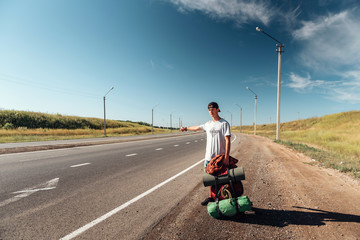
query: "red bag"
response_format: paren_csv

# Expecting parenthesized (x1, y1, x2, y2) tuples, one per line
(210, 169, 244, 200)
(205, 154, 243, 200)
(205, 154, 238, 175)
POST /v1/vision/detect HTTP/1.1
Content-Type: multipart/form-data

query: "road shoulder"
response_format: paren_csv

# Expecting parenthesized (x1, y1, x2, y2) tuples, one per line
(142, 134, 360, 239)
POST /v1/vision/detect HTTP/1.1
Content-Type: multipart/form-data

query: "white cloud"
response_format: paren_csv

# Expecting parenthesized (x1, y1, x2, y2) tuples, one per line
(331, 88, 360, 102)
(163, 61, 174, 69)
(150, 59, 155, 69)
(167, 0, 277, 26)
(288, 72, 325, 91)
(341, 71, 360, 86)
(288, 72, 360, 103)
(290, 9, 360, 103)
(293, 11, 348, 40)
(292, 10, 360, 70)
(336, 70, 360, 102)
(279, 4, 302, 31)
(150, 59, 174, 70)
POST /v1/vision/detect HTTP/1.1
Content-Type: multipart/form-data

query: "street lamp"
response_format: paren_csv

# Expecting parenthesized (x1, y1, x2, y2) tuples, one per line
(227, 111, 233, 127)
(256, 26, 284, 141)
(246, 87, 257, 135)
(170, 112, 174, 133)
(152, 104, 159, 134)
(103, 86, 114, 137)
(235, 104, 242, 133)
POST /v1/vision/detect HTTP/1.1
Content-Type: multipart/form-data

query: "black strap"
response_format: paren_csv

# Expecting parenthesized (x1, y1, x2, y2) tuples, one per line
(228, 173, 236, 197)
(214, 175, 224, 217)
(214, 176, 219, 199)
(216, 198, 224, 218)
(227, 168, 242, 214)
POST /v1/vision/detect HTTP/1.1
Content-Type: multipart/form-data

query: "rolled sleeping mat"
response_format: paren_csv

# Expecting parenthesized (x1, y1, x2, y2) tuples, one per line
(207, 196, 252, 218)
(202, 167, 245, 187)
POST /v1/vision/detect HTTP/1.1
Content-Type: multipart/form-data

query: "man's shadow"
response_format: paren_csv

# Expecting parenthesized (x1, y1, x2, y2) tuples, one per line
(223, 206, 360, 227)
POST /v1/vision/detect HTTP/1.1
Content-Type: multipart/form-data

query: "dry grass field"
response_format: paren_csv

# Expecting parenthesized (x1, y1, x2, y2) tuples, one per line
(232, 111, 360, 178)
(0, 110, 174, 142)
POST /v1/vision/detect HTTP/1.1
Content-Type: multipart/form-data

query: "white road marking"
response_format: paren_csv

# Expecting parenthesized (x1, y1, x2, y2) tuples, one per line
(155, 148, 163, 151)
(126, 153, 137, 157)
(173, 145, 179, 147)
(59, 159, 204, 240)
(231, 134, 237, 143)
(186, 142, 191, 144)
(19, 153, 70, 162)
(71, 163, 91, 168)
(194, 140, 198, 142)
(0, 178, 59, 208)
(1, 133, 204, 158)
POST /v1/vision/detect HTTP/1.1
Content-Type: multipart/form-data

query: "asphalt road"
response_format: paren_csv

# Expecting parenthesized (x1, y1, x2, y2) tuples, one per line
(0, 133, 220, 239)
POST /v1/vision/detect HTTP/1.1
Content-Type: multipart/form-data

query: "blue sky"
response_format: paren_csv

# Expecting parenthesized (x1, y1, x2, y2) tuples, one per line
(0, 0, 359, 128)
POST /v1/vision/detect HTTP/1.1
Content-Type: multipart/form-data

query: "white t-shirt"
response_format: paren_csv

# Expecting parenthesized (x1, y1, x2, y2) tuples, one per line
(200, 118, 231, 161)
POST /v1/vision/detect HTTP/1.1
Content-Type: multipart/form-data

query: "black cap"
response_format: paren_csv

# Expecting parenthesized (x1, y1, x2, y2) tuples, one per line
(208, 102, 220, 112)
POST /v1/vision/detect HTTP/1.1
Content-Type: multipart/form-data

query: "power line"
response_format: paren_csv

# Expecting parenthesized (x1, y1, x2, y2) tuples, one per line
(0, 72, 100, 99)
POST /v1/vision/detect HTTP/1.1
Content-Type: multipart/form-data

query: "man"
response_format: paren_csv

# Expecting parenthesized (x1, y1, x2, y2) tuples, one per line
(181, 102, 231, 205)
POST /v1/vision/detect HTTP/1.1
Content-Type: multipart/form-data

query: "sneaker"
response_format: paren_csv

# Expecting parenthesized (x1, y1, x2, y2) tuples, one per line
(201, 197, 214, 206)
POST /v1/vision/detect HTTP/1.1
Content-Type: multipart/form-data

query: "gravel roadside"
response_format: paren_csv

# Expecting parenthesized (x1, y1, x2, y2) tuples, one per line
(142, 134, 360, 240)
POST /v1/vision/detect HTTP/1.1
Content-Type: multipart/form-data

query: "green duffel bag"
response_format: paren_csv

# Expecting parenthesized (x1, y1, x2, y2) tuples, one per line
(207, 196, 252, 218)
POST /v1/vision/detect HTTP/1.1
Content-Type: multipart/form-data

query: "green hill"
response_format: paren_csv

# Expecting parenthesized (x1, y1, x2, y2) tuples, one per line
(233, 111, 360, 178)
(0, 110, 146, 129)
(0, 110, 172, 142)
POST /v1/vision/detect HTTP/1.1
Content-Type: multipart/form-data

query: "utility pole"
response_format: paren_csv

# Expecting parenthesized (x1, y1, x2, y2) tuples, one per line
(236, 104, 242, 133)
(256, 27, 284, 140)
(152, 104, 159, 134)
(170, 113, 172, 133)
(103, 87, 114, 137)
(246, 87, 257, 135)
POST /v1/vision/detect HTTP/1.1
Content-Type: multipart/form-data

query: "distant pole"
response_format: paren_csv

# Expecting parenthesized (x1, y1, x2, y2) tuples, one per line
(104, 97, 106, 136)
(256, 27, 284, 141)
(227, 111, 233, 127)
(170, 113, 172, 133)
(236, 104, 242, 133)
(103, 87, 114, 137)
(240, 107, 242, 132)
(255, 96, 257, 135)
(246, 87, 257, 135)
(151, 104, 159, 134)
(276, 43, 283, 140)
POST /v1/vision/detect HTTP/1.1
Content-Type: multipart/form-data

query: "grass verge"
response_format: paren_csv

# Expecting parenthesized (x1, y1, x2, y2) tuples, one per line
(276, 140, 360, 179)
(0, 127, 176, 143)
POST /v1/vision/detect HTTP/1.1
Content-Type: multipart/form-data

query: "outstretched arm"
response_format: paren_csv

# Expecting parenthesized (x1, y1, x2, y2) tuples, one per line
(181, 126, 201, 132)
